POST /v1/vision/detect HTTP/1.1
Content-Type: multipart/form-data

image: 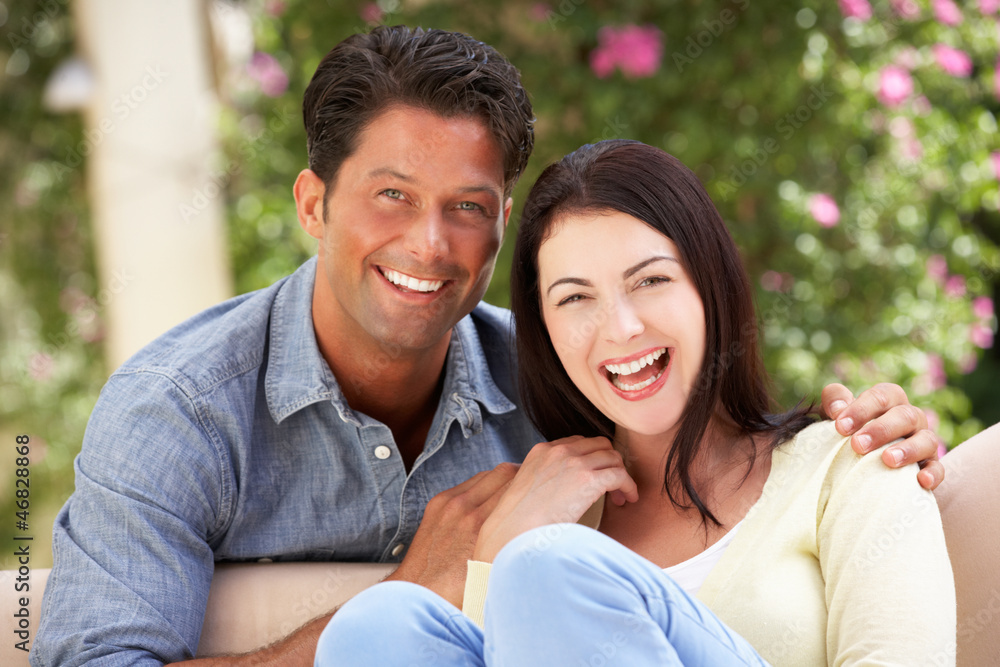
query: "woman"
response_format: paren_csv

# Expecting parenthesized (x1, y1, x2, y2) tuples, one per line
(315, 141, 955, 665)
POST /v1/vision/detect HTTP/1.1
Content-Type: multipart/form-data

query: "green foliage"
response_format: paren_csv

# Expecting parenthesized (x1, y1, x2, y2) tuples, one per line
(1, 0, 997, 567)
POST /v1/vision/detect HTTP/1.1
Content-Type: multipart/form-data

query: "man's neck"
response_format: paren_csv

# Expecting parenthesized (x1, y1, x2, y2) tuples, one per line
(312, 308, 452, 472)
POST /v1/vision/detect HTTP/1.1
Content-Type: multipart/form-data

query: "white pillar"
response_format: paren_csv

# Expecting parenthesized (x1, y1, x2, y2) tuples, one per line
(74, 0, 233, 371)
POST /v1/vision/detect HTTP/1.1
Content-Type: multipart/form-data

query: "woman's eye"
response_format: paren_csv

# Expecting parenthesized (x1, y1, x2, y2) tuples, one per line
(638, 276, 671, 288)
(556, 294, 586, 306)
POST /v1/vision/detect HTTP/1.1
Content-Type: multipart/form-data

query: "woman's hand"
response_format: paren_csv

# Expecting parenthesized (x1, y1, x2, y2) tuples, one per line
(472, 435, 638, 563)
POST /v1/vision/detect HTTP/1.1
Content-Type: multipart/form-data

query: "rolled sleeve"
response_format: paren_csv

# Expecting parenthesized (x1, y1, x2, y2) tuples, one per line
(32, 372, 228, 666)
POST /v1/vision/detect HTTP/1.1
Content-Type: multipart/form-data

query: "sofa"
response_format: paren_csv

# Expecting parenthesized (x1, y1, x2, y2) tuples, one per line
(3, 422, 997, 665)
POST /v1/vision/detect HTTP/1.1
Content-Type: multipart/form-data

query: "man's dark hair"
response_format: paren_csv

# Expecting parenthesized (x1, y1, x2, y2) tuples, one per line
(511, 140, 814, 526)
(303, 25, 534, 197)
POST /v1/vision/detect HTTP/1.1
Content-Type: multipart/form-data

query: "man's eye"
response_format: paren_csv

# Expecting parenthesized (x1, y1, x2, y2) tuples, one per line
(457, 201, 483, 212)
(381, 189, 404, 199)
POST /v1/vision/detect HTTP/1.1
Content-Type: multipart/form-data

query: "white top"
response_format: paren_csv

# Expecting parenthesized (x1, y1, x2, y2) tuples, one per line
(662, 520, 742, 597)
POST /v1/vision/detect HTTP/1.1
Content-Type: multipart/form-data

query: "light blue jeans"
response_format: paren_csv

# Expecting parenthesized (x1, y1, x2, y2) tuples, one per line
(315, 524, 770, 666)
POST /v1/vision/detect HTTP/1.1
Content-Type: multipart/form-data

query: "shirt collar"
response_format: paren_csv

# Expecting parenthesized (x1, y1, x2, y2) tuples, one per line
(265, 257, 516, 426)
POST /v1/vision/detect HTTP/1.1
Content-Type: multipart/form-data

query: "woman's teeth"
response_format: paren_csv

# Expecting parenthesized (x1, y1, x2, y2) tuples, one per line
(382, 268, 444, 293)
(604, 348, 666, 376)
(605, 348, 668, 392)
(612, 368, 665, 392)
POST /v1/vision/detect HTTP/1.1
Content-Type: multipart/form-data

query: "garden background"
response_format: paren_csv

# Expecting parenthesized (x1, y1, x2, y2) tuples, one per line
(1, 0, 998, 570)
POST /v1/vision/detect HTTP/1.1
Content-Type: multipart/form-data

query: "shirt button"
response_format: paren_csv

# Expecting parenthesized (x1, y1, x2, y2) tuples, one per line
(374, 445, 392, 460)
(391, 543, 405, 556)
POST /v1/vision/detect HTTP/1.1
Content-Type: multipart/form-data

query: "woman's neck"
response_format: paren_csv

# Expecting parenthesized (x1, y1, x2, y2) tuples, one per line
(614, 416, 766, 504)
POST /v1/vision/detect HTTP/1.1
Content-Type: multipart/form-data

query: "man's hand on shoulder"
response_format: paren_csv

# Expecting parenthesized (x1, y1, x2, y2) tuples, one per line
(384, 462, 520, 608)
(821, 382, 944, 490)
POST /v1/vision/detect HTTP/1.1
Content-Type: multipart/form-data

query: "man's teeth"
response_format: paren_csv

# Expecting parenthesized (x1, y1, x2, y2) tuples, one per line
(604, 348, 666, 376)
(382, 269, 444, 293)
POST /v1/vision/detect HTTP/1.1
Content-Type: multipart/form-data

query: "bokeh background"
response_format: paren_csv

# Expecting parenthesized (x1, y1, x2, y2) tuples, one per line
(1, 0, 998, 570)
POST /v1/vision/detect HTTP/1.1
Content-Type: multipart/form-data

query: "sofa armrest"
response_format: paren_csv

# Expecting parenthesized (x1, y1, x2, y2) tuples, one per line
(0, 562, 394, 666)
(197, 561, 396, 656)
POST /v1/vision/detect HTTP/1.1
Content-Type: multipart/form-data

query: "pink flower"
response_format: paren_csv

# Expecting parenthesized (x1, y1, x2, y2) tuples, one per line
(360, 2, 383, 23)
(971, 323, 995, 348)
(839, 0, 872, 19)
(895, 47, 920, 70)
(918, 354, 947, 393)
(809, 193, 840, 227)
(877, 66, 913, 107)
(913, 95, 933, 116)
(991, 151, 1000, 180)
(980, 0, 999, 14)
(937, 438, 949, 458)
(902, 137, 923, 160)
(945, 274, 967, 298)
(933, 0, 963, 25)
(530, 3, 551, 21)
(760, 271, 795, 293)
(891, 0, 921, 19)
(959, 351, 978, 374)
(264, 0, 286, 17)
(923, 408, 941, 432)
(932, 44, 973, 77)
(247, 52, 289, 97)
(973, 296, 995, 319)
(28, 353, 54, 382)
(926, 254, 948, 284)
(589, 25, 663, 79)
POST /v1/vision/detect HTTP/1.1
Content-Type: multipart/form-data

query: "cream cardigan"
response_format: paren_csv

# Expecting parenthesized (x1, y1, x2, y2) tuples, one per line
(463, 421, 956, 666)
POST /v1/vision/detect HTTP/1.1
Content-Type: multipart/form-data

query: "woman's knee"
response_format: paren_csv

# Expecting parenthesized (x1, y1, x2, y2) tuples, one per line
(315, 581, 451, 664)
(492, 523, 608, 589)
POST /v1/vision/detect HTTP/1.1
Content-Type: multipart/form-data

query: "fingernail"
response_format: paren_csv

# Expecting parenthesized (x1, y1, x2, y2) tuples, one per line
(887, 447, 903, 465)
(855, 433, 871, 452)
(830, 400, 848, 415)
(838, 417, 854, 433)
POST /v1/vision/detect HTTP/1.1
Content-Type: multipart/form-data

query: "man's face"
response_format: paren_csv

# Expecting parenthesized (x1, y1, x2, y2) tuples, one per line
(305, 105, 512, 354)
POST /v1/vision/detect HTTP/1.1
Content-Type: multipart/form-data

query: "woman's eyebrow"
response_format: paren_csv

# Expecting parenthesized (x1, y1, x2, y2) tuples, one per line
(622, 256, 679, 279)
(546, 277, 592, 296)
(545, 256, 679, 296)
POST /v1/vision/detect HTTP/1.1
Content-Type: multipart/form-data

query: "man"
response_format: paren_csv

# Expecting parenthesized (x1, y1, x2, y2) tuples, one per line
(33, 26, 942, 667)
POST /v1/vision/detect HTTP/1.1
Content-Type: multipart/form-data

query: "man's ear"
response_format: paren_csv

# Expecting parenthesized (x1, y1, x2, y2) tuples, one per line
(294, 169, 327, 239)
(502, 197, 514, 230)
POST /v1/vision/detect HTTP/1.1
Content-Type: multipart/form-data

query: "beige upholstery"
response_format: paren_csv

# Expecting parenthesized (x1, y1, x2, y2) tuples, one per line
(935, 422, 1000, 666)
(0, 562, 394, 665)
(3, 425, 996, 665)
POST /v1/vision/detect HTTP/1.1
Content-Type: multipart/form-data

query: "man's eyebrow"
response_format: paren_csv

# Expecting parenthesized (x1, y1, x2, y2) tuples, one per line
(545, 256, 680, 296)
(367, 167, 412, 181)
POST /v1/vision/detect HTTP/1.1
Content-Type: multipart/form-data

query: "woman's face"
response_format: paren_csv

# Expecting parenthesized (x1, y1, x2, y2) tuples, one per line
(538, 210, 706, 438)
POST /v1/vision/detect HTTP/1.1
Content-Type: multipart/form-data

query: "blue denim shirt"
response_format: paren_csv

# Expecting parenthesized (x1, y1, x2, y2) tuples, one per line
(32, 257, 541, 666)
